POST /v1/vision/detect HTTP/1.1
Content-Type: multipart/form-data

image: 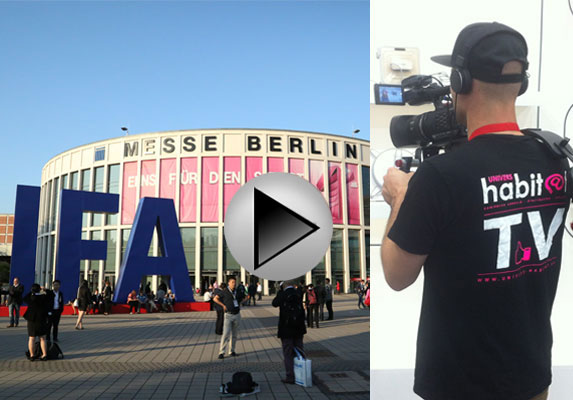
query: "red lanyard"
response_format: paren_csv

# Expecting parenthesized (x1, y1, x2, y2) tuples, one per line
(468, 123, 520, 141)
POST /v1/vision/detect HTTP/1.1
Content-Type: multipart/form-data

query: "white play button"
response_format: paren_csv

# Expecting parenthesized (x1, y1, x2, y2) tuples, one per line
(224, 173, 333, 281)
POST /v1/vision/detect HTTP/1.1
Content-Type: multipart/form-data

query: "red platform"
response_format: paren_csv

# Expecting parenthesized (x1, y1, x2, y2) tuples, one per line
(0, 301, 211, 317)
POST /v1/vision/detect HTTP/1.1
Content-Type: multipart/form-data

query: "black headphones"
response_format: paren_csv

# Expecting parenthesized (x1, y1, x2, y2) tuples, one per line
(450, 28, 529, 96)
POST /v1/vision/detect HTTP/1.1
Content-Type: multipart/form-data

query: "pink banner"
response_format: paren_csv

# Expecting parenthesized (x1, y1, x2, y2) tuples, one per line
(160, 159, 176, 200)
(288, 158, 304, 178)
(180, 158, 198, 222)
(328, 162, 343, 224)
(202, 157, 219, 222)
(223, 157, 241, 218)
(346, 164, 360, 225)
(122, 162, 138, 224)
(309, 160, 324, 191)
(140, 160, 157, 198)
(246, 157, 262, 182)
(267, 157, 284, 172)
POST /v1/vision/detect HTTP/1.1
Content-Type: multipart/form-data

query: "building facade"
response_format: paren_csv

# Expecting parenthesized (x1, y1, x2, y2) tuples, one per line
(0, 214, 14, 258)
(37, 129, 370, 295)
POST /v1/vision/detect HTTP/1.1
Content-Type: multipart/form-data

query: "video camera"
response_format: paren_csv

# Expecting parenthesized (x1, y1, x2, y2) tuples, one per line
(389, 75, 467, 172)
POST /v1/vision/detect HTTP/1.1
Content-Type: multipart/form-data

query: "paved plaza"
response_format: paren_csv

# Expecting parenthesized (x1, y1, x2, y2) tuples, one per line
(0, 294, 369, 399)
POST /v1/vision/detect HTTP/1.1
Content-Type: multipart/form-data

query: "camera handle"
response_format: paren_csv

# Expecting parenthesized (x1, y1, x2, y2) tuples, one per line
(395, 146, 440, 173)
(522, 129, 573, 199)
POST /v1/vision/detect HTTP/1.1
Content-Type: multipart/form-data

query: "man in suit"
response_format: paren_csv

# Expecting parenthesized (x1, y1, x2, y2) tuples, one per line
(212, 282, 226, 335)
(5, 277, 24, 328)
(272, 279, 307, 384)
(357, 279, 366, 309)
(103, 281, 113, 315)
(324, 278, 334, 320)
(213, 276, 245, 359)
(315, 280, 326, 321)
(247, 282, 257, 306)
(46, 280, 64, 342)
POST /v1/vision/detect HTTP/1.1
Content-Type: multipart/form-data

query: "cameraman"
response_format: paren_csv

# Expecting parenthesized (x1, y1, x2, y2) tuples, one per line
(381, 22, 569, 400)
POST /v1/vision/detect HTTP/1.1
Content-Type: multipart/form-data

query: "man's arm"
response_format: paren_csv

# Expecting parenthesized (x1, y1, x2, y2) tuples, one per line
(213, 294, 227, 312)
(381, 168, 427, 291)
(271, 290, 283, 308)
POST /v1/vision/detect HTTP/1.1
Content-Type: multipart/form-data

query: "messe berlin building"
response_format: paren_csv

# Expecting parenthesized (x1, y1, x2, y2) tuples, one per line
(36, 129, 370, 295)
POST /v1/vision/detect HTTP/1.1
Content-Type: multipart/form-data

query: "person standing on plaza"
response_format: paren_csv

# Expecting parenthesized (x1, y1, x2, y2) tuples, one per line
(213, 282, 226, 335)
(324, 278, 334, 320)
(46, 280, 64, 343)
(356, 279, 366, 309)
(23, 284, 49, 361)
(103, 280, 113, 315)
(5, 277, 24, 328)
(304, 284, 319, 328)
(315, 280, 326, 321)
(256, 282, 262, 301)
(238, 281, 246, 300)
(272, 279, 307, 385)
(213, 276, 245, 359)
(75, 280, 91, 330)
(247, 282, 257, 306)
(90, 289, 99, 314)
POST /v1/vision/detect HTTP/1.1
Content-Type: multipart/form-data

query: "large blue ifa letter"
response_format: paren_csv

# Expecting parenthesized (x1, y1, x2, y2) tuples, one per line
(10, 185, 41, 296)
(56, 190, 119, 303)
(113, 197, 194, 303)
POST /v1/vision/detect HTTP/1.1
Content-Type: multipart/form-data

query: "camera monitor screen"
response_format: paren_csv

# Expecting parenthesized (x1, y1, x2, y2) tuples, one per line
(374, 84, 404, 105)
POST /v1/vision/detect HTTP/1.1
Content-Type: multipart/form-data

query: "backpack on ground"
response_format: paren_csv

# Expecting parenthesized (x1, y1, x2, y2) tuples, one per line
(284, 290, 305, 327)
(220, 371, 260, 396)
(47, 342, 64, 360)
(25, 341, 64, 360)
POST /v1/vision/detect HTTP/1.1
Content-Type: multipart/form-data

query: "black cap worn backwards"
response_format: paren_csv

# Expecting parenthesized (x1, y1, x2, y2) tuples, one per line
(431, 22, 529, 84)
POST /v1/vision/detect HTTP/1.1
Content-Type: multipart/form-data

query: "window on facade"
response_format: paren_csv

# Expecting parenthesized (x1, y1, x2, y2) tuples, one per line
(90, 231, 102, 273)
(362, 166, 370, 226)
(92, 167, 105, 226)
(81, 169, 91, 228)
(94, 146, 105, 162)
(330, 229, 344, 272)
(223, 233, 240, 271)
(44, 181, 52, 233)
(51, 177, 59, 228)
(201, 228, 218, 272)
(70, 171, 79, 190)
(121, 229, 131, 263)
(365, 231, 370, 278)
(106, 164, 120, 226)
(348, 230, 361, 278)
(180, 228, 196, 271)
(105, 230, 117, 273)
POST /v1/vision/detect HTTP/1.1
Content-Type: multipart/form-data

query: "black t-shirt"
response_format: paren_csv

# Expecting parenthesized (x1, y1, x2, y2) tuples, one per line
(388, 134, 570, 400)
(218, 287, 242, 314)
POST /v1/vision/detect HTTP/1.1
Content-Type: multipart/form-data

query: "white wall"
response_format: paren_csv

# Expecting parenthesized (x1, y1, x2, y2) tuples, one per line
(371, 0, 573, 396)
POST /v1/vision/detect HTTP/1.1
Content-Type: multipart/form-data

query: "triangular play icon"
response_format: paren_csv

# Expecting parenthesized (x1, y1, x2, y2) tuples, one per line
(254, 188, 319, 270)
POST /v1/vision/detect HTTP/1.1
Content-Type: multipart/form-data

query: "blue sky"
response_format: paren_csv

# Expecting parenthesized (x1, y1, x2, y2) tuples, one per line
(0, 1, 368, 213)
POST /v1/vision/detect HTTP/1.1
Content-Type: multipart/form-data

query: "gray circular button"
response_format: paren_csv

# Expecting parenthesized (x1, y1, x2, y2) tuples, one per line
(224, 173, 333, 281)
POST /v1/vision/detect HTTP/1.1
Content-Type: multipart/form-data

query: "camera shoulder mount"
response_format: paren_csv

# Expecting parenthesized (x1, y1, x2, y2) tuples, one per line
(522, 128, 573, 199)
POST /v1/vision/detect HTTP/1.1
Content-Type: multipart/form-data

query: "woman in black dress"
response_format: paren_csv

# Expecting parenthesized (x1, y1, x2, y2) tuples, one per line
(23, 283, 49, 361)
(75, 280, 91, 330)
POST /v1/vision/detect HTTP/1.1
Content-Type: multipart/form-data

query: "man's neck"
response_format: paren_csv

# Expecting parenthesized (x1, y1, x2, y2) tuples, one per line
(466, 104, 521, 138)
